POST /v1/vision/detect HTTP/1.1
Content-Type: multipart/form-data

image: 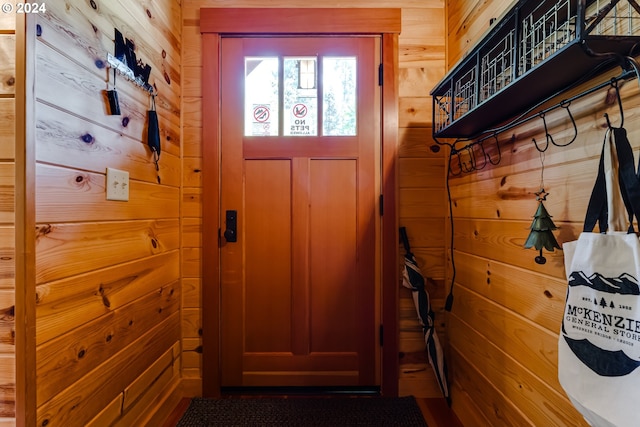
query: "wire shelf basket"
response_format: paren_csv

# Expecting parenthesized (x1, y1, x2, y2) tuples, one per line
(586, 0, 640, 36)
(454, 67, 477, 121)
(480, 29, 515, 103)
(434, 89, 452, 133)
(519, 0, 577, 75)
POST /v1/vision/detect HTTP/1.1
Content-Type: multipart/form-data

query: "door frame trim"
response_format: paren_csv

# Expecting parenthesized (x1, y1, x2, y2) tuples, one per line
(200, 8, 401, 397)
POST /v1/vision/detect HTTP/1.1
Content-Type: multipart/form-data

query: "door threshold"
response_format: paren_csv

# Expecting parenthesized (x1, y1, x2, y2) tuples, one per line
(221, 386, 381, 396)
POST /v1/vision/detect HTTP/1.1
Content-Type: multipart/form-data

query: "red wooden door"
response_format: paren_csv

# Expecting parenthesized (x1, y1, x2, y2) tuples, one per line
(219, 36, 380, 388)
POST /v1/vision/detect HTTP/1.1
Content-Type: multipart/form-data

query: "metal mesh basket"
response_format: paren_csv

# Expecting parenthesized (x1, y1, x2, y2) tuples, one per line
(519, 0, 577, 75)
(454, 67, 476, 120)
(434, 89, 452, 133)
(480, 29, 515, 103)
(585, 0, 640, 35)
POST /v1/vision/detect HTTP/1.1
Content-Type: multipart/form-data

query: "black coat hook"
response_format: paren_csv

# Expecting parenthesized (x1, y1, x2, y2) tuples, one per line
(487, 133, 502, 166)
(605, 78, 624, 129)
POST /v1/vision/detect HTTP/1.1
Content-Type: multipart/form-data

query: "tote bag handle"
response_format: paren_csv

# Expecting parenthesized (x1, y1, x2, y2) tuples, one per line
(584, 127, 640, 233)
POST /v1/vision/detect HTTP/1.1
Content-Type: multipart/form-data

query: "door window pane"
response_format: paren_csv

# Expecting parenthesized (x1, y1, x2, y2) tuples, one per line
(245, 57, 279, 136)
(284, 57, 318, 136)
(323, 57, 357, 136)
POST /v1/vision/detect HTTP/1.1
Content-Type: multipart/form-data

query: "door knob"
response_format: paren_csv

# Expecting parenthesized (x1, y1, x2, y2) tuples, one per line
(224, 210, 237, 242)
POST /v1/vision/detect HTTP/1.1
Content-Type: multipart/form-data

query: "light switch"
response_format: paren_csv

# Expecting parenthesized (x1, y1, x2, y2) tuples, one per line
(106, 167, 129, 201)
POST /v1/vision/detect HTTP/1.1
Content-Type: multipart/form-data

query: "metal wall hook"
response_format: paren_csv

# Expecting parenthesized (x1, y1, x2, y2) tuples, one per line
(487, 133, 502, 165)
(555, 100, 578, 147)
(460, 146, 476, 173)
(532, 112, 551, 152)
(605, 78, 625, 129)
(474, 141, 489, 171)
(448, 149, 463, 176)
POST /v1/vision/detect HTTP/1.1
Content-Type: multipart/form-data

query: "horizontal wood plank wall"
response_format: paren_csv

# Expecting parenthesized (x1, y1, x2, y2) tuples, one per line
(444, 1, 634, 425)
(0, 4, 15, 426)
(181, 0, 446, 398)
(33, 1, 182, 425)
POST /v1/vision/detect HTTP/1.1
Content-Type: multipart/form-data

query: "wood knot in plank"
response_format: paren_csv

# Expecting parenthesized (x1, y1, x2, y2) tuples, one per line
(98, 286, 111, 308)
(80, 133, 94, 144)
(1, 305, 14, 320)
(497, 187, 529, 200)
(36, 224, 53, 238)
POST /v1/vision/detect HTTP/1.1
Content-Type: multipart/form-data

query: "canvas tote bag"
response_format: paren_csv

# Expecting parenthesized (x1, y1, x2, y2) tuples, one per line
(560, 126, 640, 427)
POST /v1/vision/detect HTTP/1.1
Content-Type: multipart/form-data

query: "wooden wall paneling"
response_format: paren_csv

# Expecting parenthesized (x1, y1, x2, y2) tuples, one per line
(182, 308, 202, 341)
(0, 164, 13, 225)
(453, 251, 566, 333)
(34, 219, 179, 284)
(35, 251, 179, 345)
(182, 278, 201, 308)
(0, 355, 14, 417)
(34, 39, 179, 155)
(446, 0, 515, 68)
(399, 188, 446, 218)
(398, 127, 437, 158)
(84, 394, 123, 427)
(450, 285, 562, 398)
(0, 99, 14, 159)
(449, 314, 589, 427)
(122, 346, 175, 411)
(40, 1, 182, 115)
(452, 218, 573, 279)
(35, 103, 181, 188)
(36, 312, 180, 427)
(0, 290, 14, 354)
(0, 229, 16, 289)
(36, 280, 180, 406)
(0, 0, 14, 30)
(399, 97, 431, 127)
(448, 380, 492, 427)
(450, 347, 533, 426)
(450, 160, 600, 222)
(30, 0, 182, 423)
(182, 337, 203, 372)
(0, 35, 15, 96)
(114, 359, 177, 427)
(400, 8, 445, 48)
(182, 218, 202, 248)
(35, 164, 180, 223)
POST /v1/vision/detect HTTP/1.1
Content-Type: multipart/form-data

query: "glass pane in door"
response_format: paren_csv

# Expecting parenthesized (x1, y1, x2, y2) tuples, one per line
(323, 57, 357, 136)
(284, 57, 318, 136)
(245, 57, 279, 136)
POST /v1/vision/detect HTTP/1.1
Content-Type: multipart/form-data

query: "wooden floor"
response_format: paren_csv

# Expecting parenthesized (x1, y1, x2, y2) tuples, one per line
(162, 397, 463, 427)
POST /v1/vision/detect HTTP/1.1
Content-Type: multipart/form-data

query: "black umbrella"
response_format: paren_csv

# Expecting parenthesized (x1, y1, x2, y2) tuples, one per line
(400, 227, 450, 404)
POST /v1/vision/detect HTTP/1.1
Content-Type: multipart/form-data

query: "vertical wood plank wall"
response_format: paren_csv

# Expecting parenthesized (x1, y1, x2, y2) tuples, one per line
(444, 1, 640, 425)
(181, 0, 447, 397)
(29, 1, 183, 425)
(0, 4, 15, 425)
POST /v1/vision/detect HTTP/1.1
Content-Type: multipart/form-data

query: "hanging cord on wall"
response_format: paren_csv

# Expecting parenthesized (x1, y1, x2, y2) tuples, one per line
(444, 152, 456, 312)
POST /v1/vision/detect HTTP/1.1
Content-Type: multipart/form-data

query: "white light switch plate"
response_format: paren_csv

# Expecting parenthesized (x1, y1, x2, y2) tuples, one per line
(106, 168, 129, 201)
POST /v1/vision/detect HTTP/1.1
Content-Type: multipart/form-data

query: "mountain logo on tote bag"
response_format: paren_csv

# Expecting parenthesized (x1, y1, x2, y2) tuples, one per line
(562, 271, 640, 377)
